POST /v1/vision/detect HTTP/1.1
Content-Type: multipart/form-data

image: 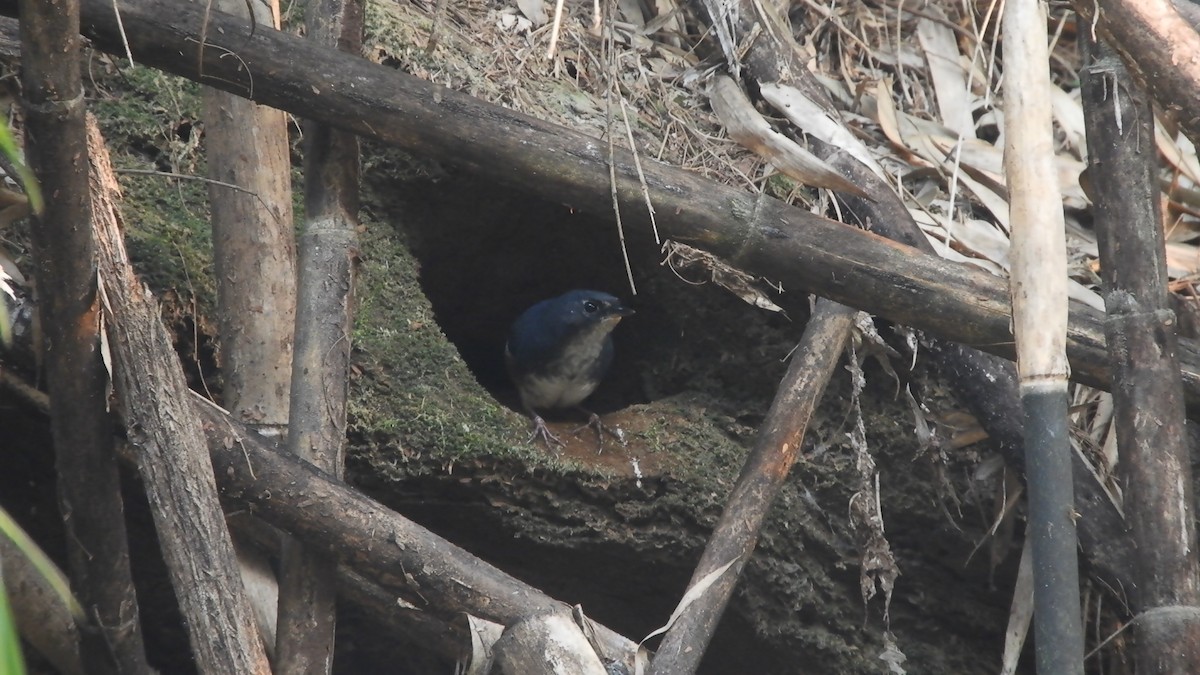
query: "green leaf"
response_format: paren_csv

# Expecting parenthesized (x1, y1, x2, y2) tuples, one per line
(0, 506, 82, 621)
(0, 123, 42, 215)
(0, 564, 27, 675)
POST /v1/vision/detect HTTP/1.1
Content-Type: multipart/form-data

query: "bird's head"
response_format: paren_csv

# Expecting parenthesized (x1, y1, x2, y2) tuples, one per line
(506, 289, 635, 369)
(547, 290, 635, 333)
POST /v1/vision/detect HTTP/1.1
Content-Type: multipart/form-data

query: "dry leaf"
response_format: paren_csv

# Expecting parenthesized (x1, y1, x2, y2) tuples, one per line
(1000, 543, 1034, 675)
(917, 12, 975, 139)
(515, 0, 548, 26)
(639, 557, 740, 646)
(709, 75, 870, 198)
(464, 613, 504, 675)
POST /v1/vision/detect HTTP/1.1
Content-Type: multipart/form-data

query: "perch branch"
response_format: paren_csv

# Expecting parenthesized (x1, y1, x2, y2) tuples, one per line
(25, 0, 1200, 415)
(648, 299, 857, 674)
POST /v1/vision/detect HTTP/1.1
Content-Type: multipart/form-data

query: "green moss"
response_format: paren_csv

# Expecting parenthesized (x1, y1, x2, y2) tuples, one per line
(348, 218, 568, 473)
(116, 173, 215, 309)
(91, 65, 203, 170)
(88, 65, 216, 312)
(764, 173, 801, 201)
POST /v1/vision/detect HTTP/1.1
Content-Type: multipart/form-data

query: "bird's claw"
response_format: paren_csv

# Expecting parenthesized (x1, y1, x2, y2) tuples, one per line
(527, 415, 565, 449)
(572, 411, 626, 454)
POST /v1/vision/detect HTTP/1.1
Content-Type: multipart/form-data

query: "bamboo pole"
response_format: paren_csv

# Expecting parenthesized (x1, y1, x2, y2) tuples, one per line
(1001, 0, 1084, 671)
(1080, 36, 1200, 671)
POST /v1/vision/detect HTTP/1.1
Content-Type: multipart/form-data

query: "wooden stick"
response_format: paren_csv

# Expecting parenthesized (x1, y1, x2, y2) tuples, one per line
(274, 0, 364, 668)
(1081, 36, 1200, 669)
(89, 116, 272, 674)
(1002, 0, 1083, 668)
(648, 299, 857, 674)
(17, 1, 151, 670)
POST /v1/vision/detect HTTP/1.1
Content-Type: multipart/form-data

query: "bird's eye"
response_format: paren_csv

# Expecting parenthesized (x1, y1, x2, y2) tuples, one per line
(583, 300, 599, 313)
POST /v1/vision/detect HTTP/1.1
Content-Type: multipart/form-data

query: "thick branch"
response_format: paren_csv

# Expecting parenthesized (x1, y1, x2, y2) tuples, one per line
(191, 392, 638, 669)
(1081, 37, 1200, 668)
(1072, 0, 1200, 150)
(30, 0, 1200, 410)
(17, 0, 149, 671)
(89, 116, 271, 673)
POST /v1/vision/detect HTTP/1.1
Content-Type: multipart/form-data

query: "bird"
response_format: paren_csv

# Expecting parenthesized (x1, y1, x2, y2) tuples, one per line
(504, 289, 634, 449)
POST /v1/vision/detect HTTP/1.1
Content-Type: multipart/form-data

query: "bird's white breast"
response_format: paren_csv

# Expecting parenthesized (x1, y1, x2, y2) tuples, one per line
(516, 328, 611, 410)
(519, 371, 601, 410)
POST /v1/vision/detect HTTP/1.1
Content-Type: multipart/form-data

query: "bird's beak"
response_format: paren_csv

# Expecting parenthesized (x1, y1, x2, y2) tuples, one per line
(601, 302, 634, 326)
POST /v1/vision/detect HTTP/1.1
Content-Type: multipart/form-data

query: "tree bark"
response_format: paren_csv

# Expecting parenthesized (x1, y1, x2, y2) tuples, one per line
(17, 1, 150, 671)
(88, 115, 272, 674)
(275, 0, 363, 669)
(26, 0, 1200, 418)
(202, 0, 296, 432)
(1081, 36, 1200, 672)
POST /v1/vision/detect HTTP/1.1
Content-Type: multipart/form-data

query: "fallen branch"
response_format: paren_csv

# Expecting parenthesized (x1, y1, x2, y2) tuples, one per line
(89, 115, 271, 673)
(648, 299, 857, 674)
(192, 391, 639, 669)
(17, 0, 1200, 413)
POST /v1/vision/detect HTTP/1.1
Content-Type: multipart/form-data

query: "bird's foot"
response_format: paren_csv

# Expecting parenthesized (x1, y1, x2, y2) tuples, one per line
(527, 415, 565, 449)
(572, 410, 626, 454)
